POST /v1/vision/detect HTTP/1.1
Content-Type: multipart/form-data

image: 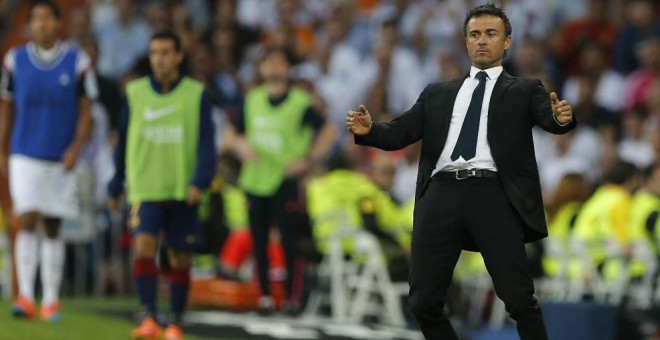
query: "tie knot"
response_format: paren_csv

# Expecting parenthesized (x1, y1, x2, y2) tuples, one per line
(476, 71, 488, 81)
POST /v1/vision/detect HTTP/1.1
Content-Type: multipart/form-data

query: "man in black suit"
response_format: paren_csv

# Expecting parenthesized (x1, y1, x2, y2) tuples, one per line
(346, 4, 575, 340)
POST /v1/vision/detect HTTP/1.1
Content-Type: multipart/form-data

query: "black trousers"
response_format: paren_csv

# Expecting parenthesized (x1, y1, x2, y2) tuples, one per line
(409, 176, 547, 340)
(246, 179, 300, 300)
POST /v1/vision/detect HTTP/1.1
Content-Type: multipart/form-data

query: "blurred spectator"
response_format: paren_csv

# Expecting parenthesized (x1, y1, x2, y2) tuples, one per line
(598, 138, 621, 181)
(535, 72, 603, 190)
(187, 42, 233, 152)
(546, 173, 591, 226)
(408, 19, 442, 84)
(557, 0, 618, 76)
(188, 42, 214, 86)
(371, 0, 410, 24)
(334, 0, 374, 59)
(550, 0, 587, 24)
(339, 136, 371, 174)
(499, 0, 553, 58)
(78, 35, 118, 296)
(618, 111, 655, 168)
(437, 51, 467, 81)
(78, 35, 122, 132)
(181, 0, 212, 32)
(538, 132, 595, 198)
(562, 41, 625, 113)
(646, 80, 660, 117)
(261, 0, 317, 61)
(236, 0, 277, 30)
(398, 0, 460, 55)
(67, 6, 92, 46)
(94, 0, 151, 80)
(144, 1, 170, 38)
(0, 0, 9, 25)
(614, 0, 660, 75)
(542, 173, 591, 279)
(305, 12, 378, 132)
(624, 37, 660, 112)
(171, 0, 206, 53)
(648, 122, 660, 160)
(572, 161, 639, 283)
(626, 161, 660, 282)
(370, 151, 396, 193)
(391, 142, 420, 204)
(209, 26, 243, 118)
(306, 151, 411, 284)
(370, 17, 426, 114)
(364, 81, 393, 122)
(212, 0, 261, 87)
(507, 39, 557, 79)
(569, 76, 619, 133)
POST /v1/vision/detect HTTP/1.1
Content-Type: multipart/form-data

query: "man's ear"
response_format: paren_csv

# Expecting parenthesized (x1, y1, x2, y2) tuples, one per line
(504, 35, 512, 50)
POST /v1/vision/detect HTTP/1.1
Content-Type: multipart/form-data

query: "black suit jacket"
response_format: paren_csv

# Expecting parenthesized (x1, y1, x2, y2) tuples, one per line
(355, 71, 577, 250)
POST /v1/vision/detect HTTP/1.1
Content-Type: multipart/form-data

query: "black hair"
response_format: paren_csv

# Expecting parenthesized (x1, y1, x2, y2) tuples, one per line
(463, 3, 512, 38)
(259, 47, 295, 66)
(642, 163, 660, 182)
(30, 0, 61, 20)
(604, 161, 638, 185)
(325, 152, 350, 171)
(151, 31, 182, 52)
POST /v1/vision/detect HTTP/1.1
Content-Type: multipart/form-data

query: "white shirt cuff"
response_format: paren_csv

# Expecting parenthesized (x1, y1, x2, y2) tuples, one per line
(553, 113, 571, 126)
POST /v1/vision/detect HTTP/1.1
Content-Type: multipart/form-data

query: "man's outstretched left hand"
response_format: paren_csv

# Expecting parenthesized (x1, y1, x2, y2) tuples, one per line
(550, 92, 573, 125)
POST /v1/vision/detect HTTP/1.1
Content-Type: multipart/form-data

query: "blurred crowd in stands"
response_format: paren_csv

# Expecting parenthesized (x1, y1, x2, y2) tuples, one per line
(0, 0, 659, 334)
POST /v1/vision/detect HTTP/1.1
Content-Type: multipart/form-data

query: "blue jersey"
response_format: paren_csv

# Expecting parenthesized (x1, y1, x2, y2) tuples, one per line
(1, 42, 97, 161)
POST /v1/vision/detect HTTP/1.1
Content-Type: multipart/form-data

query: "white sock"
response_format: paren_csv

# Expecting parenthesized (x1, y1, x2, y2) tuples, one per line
(40, 237, 64, 306)
(15, 230, 39, 302)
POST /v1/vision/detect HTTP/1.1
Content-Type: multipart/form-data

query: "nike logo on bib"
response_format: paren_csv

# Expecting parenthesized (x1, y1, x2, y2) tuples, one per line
(144, 105, 178, 121)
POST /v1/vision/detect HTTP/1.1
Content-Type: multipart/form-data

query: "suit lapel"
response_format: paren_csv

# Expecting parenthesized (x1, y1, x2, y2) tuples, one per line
(427, 79, 463, 170)
(488, 71, 515, 120)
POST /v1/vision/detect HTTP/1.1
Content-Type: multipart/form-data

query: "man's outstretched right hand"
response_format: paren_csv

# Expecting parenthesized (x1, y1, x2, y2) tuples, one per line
(346, 105, 373, 136)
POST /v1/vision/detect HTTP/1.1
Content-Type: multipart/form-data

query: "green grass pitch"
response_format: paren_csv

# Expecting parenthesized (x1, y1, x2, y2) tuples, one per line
(0, 297, 205, 340)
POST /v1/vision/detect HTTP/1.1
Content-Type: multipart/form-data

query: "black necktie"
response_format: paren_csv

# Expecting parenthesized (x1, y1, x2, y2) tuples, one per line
(451, 71, 488, 161)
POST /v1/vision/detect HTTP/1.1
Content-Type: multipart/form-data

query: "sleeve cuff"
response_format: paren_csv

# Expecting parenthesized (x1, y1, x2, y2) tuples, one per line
(553, 113, 571, 126)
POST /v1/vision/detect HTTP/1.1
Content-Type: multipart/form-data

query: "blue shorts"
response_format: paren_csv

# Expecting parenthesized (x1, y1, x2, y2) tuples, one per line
(129, 201, 203, 250)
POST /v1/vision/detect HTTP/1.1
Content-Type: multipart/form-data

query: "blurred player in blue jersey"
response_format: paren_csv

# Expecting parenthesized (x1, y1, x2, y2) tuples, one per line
(0, 0, 97, 321)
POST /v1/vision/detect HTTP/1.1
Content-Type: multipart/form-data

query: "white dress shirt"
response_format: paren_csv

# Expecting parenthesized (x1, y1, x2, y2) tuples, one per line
(432, 66, 503, 176)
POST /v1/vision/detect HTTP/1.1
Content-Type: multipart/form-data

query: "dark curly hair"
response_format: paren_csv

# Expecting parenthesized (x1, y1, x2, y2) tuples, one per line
(463, 3, 512, 38)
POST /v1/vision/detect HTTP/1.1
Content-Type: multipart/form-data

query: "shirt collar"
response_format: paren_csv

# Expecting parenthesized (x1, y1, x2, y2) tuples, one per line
(469, 65, 503, 80)
(149, 74, 184, 94)
(28, 40, 67, 63)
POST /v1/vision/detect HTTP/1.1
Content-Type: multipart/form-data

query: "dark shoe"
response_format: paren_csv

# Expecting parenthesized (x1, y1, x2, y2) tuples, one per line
(281, 300, 302, 317)
(257, 296, 275, 316)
